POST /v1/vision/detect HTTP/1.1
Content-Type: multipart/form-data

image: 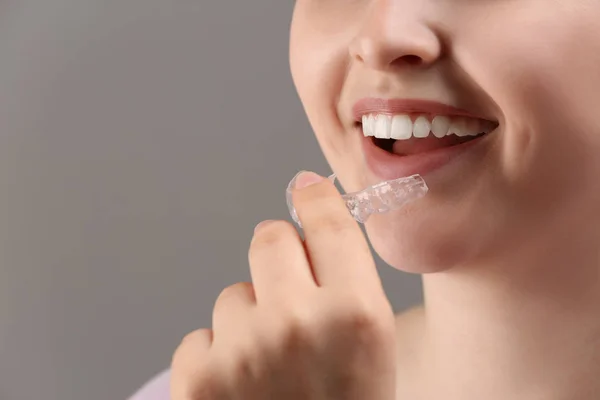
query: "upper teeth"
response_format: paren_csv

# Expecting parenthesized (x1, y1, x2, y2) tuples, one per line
(361, 114, 495, 140)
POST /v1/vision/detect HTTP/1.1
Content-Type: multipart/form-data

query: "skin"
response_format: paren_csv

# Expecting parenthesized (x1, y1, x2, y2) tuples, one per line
(172, 1, 600, 399)
(171, 173, 397, 399)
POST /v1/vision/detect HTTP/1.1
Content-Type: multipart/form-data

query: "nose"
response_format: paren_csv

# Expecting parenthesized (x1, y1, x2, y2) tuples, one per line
(349, 1, 442, 70)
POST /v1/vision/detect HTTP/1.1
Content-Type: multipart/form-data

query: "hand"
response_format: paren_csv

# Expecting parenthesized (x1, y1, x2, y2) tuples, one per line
(171, 171, 397, 400)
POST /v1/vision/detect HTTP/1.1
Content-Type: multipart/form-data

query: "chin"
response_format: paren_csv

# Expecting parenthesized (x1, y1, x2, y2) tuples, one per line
(363, 206, 486, 274)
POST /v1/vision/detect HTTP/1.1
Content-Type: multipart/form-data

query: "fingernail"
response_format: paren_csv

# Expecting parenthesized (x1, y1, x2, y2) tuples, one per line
(254, 220, 275, 233)
(292, 171, 324, 190)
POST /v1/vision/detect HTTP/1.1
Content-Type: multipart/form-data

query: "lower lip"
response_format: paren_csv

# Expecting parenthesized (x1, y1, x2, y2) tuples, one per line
(361, 131, 491, 180)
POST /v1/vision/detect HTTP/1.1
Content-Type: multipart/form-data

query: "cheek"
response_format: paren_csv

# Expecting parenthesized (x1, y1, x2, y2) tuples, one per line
(289, 16, 359, 177)
(290, 7, 344, 113)
(289, 2, 367, 135)
(290, 35, 347, 125)
(457, 5, 600, 204)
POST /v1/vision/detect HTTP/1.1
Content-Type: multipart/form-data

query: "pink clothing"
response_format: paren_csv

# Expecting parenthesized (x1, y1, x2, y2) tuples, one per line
(128, 369, 170, 400)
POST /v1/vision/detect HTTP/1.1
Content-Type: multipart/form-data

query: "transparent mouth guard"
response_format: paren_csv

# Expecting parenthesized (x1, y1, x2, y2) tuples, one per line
(286, 174, 429, 227)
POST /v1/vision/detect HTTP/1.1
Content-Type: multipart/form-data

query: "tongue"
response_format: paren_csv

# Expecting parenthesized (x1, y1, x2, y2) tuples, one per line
(392, 134, 472, 156)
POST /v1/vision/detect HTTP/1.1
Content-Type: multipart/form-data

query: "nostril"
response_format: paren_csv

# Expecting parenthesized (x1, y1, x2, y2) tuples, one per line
(397, 54, 423, 67)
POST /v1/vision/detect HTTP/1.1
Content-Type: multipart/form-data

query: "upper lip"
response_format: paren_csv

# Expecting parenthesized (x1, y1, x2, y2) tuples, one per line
(352, 98, 496, 123)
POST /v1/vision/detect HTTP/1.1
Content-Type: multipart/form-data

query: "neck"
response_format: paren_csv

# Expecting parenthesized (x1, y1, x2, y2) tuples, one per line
(419, 225, 600, 399)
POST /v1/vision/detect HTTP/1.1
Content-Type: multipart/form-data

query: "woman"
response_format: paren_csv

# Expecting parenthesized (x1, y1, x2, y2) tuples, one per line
(131, 1, 600, 399)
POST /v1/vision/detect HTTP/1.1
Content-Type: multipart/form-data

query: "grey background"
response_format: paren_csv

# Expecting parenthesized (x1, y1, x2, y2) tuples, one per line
(0, 2, 422, 399)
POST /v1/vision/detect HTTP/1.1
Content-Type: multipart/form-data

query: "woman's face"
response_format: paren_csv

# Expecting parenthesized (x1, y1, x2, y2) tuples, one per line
(289, 1, 600, 273)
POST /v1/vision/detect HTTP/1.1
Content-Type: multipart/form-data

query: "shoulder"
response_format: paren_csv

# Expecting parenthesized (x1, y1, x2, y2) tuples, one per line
(127, 369, 171, 400)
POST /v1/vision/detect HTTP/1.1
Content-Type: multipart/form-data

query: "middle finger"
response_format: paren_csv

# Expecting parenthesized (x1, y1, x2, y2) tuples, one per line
(249, 220, 316, 303)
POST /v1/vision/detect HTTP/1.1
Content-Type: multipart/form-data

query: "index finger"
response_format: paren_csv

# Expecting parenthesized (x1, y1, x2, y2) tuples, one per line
(291, 171, 382, 290)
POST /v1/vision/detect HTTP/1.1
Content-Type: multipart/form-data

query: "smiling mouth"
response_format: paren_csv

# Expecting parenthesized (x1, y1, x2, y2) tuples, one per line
(357, 113, 498, 156)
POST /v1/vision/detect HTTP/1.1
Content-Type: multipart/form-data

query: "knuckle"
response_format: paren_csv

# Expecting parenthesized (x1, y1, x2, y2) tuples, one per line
(214, 282, 254, 311)
(282, 308, 311, 333)
(252, 220, 296, 246)
(337, 302, 392, 342)
(255, 307, 311, 351)
(171, 329, 212, 369)
(348, 308, 380, 333)
(309, 210, 355, 236)
(249, 221, 297, 260)
(295, 305, 319, 328)
(227, 347, 262, 384)
(276, 309, 316, 349)
(182, 328, 213, 346)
